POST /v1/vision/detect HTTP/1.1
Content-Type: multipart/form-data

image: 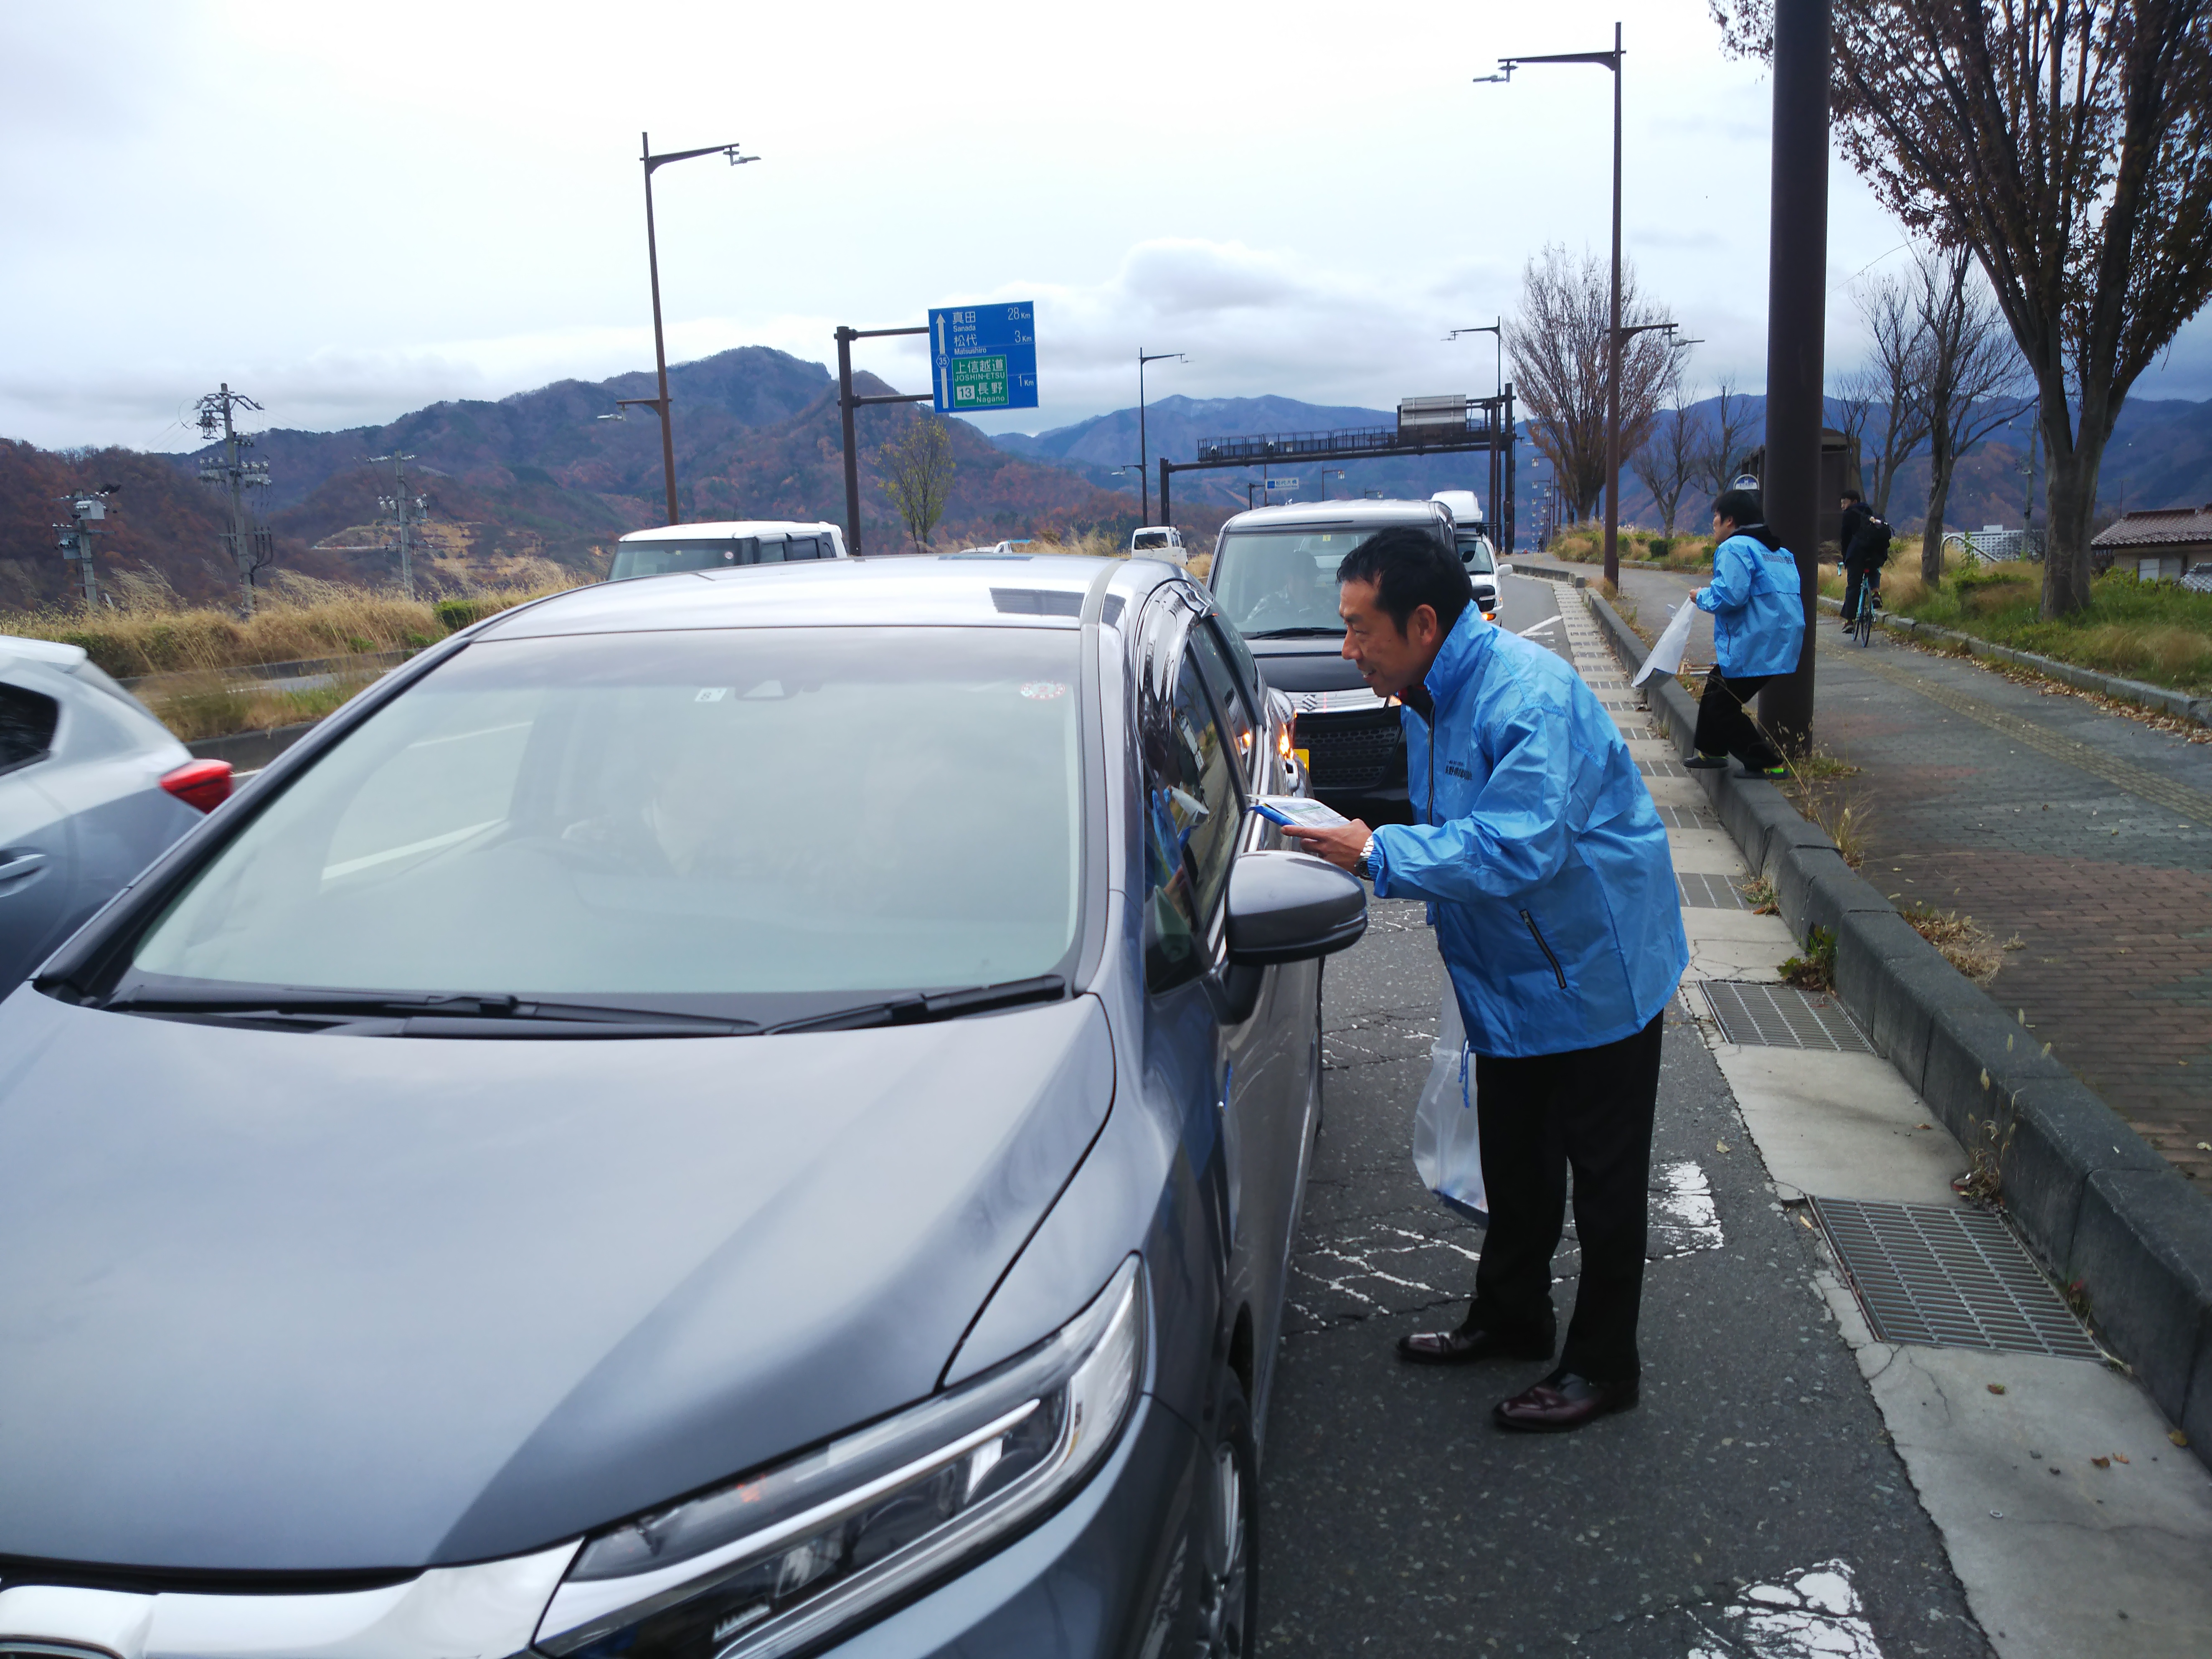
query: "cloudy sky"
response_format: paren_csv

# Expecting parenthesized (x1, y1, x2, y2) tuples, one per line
(6, 0, 2209, 452)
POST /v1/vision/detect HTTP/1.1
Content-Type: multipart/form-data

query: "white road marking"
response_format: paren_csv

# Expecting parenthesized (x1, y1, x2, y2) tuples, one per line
(1517, 616, 1562, 636)
(1687, 1560, 1885, 1658)
(1651, 1160, 1725, 1257)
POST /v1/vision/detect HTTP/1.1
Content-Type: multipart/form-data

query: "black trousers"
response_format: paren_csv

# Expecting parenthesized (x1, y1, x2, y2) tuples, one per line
(1841, 556, 1882, 625)
(1467, 1011, 1665, 1382)
(1690, 668, 1780, 769)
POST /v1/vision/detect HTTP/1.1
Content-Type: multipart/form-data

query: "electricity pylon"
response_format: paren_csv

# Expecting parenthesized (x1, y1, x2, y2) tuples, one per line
(195, 384, 274, 611)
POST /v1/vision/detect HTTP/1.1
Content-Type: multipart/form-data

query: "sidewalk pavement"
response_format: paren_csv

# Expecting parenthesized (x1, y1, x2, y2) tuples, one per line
(1544, 555, 2212, 1199)
(1257, 574, 2212, 1658)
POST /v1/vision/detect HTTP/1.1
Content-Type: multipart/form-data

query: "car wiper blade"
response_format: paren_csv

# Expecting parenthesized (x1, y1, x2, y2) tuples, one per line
(761, 975, 1068, 1036)
(1242, 625, 1345, 638)
(101, 988, 754, 1031)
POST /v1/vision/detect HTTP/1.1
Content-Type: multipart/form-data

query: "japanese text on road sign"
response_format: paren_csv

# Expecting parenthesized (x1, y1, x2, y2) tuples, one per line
(931, 303, 1038, 414)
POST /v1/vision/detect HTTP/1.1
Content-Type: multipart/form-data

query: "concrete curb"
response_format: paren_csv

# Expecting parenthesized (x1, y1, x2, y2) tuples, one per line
(1514, 564, 1587, 588)
(1585, 589, 2212, 1463)
(1816, 593, 2211, 728)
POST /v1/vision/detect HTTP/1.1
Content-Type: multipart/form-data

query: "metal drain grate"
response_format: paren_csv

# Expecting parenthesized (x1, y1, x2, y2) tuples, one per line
(1677, 873, 1750, 911)
(1639, 758, 1687, 779)
(1810, 1197, 2100, 1360)
(1702, 979, 1872, 1050)
(1601, 700, 1641, 711)
(1656, 805, 1717, 830)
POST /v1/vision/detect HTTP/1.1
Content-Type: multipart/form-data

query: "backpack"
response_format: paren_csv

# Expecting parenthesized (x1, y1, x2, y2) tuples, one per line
(1849, 512, 1894, 565)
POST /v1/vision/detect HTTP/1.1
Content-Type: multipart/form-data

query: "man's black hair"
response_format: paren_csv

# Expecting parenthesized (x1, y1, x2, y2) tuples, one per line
(1842, 488, 1864, 504)
(1713, 487, 1763, 528)
(1335, 525, 1473, 636)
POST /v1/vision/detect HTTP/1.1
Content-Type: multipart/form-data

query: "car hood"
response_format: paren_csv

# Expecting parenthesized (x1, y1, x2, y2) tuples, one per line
(1244, 639, 1368, 694)
(0, 989, 1113, 1574)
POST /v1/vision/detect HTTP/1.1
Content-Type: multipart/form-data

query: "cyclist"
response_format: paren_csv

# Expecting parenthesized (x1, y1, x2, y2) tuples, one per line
(1839, 490, 1892, 634)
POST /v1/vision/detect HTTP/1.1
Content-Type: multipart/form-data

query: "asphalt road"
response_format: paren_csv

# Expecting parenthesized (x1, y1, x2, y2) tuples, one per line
(1253, 575, 1992, 1657)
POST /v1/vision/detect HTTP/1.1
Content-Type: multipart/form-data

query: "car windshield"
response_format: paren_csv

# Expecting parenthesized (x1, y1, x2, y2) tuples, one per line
(1456, 533, 1496, 574)
(127, 627, 1083, 1014)
(1210, 526, 1386, 637)
(609, 535, 829, 581)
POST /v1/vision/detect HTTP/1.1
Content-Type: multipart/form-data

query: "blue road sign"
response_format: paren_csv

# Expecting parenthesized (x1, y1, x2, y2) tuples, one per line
(930, 302, 1038, 414)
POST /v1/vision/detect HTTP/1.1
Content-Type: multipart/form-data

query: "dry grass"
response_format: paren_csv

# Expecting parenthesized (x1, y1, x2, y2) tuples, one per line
(2, 563, 581, 680)
(1777, 748, 1871, 867)
(1903, 906, 2022, 987)
(1546, 525, 1715, 573)
(1740, 875, 1781, 915)
(1780, 926, 1838, 990)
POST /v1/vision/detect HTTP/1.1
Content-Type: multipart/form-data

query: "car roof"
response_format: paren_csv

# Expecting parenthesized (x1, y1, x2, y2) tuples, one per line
(481, 554, 1180, 639)
(0, 633, 91, 671)
(1220, 498, 1448, 532)
(617, 520, 839, 544)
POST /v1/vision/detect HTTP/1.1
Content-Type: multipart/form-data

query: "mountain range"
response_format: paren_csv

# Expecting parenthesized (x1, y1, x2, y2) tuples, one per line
(4, 344, 2209, 611)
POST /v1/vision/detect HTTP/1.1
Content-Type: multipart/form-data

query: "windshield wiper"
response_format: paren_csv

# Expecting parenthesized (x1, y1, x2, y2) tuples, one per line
(761, 975, 1068, 1036)
(1242, 625, 1345, 639)
(101, 988, 754, 1035)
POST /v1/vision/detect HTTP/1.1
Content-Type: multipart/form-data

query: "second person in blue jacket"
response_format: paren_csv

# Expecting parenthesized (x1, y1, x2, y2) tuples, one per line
(1281, 526, 1689, 1433)
(1686, 487, 1804, 775)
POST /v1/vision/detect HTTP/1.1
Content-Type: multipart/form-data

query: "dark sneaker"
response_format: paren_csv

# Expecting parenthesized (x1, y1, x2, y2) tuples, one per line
(1684, 753, 1730, 771)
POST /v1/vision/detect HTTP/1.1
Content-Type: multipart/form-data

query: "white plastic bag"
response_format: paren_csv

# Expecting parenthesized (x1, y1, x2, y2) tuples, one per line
(1412, 989, 1487, 1224)
(1632, 599, 1697, 687)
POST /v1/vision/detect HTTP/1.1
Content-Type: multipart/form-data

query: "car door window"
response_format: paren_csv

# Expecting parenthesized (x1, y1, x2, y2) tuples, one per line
(1142, 636, 1245, 992)
(0, 683, 61, 778)
(1189, 620, 1261, 779)
(755, 536, 788, 563)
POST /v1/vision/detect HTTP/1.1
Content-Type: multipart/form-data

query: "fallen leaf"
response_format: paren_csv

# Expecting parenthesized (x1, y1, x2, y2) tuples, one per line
(2171, 1430, 2190, 1447)
(2092, 1456, 2111, 1469)
(1986, 1383, 2007, 1395)
(2114, 1453, 2130, 1464)
(1716, 1140, 1731, 1153)
(2197, 1143, 2211, 1153)
(1915, 1123, 1933, 1131)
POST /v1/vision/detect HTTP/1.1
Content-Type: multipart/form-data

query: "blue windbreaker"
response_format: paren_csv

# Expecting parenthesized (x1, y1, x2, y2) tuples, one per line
(1692, 531, 1804, 677)
(1367, 610, 1689, 1059)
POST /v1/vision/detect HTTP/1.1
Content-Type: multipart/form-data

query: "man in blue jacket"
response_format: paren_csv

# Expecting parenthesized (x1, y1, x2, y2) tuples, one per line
(1686, 487, 1804, 775)
(1282, 527, 1689, 1433)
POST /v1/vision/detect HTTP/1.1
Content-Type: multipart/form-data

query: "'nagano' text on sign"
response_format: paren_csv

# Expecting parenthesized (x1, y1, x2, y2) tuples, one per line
(930, 303, 1038, 414)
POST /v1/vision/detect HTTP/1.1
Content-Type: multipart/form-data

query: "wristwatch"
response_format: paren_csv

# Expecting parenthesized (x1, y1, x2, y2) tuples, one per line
(1354, 835, 1377, 881)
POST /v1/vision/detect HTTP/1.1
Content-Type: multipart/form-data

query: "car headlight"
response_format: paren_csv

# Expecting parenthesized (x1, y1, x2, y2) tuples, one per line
(535, 1256, 1145, 1659)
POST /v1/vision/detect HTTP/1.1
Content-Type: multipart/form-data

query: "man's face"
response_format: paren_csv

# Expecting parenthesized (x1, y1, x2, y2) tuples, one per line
(1339, 576, 1441, 698)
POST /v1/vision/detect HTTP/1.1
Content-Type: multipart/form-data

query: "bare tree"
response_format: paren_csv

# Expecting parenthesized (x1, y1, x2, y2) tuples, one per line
(1506, 243, 1678, 523)
(1842, 269, 1934, 516)
(1712, 1, 2212, 619)
(878, 416, 956, 551)
(1694, 375, 1759, 507)
(1632, 373, 1702, 536)
(1915, 247, 2025, 581)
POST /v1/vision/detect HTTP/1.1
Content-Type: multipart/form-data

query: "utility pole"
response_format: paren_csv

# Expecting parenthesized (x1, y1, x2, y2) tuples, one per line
(368, 451, 423, 599)
(636, 132, 759, 526)
(1755, 0, 1832, 756)
(1136, 349, 1186, 526)
(195, 384, 273, 612)
(53, 487, 118, 608)
(834, 323, 934, 555)
(1448, 323, 1503, 540)
(1484, 24, 1625, 583)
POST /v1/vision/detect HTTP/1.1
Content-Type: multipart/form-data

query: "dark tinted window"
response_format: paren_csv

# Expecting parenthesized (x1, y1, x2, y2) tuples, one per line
(0, 682, 60, 775)
(1142, 639, 1244, 992)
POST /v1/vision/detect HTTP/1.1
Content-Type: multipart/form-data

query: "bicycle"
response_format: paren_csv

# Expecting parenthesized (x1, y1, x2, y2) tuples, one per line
(1844, 561, 1882, 646)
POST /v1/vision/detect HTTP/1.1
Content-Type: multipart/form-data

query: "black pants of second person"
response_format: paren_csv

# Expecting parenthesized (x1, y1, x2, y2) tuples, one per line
(1841, 556, 1882, 627)
(1465, 1011, 1665, 1382)
(1690, 668, 1780, 769)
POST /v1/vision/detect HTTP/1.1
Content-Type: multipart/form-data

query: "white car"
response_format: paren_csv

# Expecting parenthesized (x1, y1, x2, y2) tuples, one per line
(1129, 525, 1187, 561)
(0, 635, 231, 988)
(609, 520, 849, 581)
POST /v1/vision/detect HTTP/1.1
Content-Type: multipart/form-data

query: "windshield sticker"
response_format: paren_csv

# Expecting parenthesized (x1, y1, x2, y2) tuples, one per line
(1020, 681, 1070, 700)
(694, 687, 731, 703)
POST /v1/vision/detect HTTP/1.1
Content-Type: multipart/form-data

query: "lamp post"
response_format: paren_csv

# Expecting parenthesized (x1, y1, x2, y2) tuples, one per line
(1449, 322, 1504, 537)
(1484, 23, 1626, 585)
(1136, 349, 1186, 525)
(636, 132, 758, 526)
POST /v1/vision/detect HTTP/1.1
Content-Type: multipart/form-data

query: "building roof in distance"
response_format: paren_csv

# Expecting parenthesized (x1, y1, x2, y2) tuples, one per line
(2091, 504, 2212, 549)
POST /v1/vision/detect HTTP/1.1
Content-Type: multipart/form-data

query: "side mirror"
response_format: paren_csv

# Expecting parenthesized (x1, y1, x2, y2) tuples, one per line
(1226, 850, 1367, 965)
(1211, 850, 1366, 1024)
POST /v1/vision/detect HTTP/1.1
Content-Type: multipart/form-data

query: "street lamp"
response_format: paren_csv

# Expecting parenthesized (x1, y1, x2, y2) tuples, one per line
(1136, 349, 1186, 525)
(1483, 23, 1626, 584)
(636, 131, 759, 526)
